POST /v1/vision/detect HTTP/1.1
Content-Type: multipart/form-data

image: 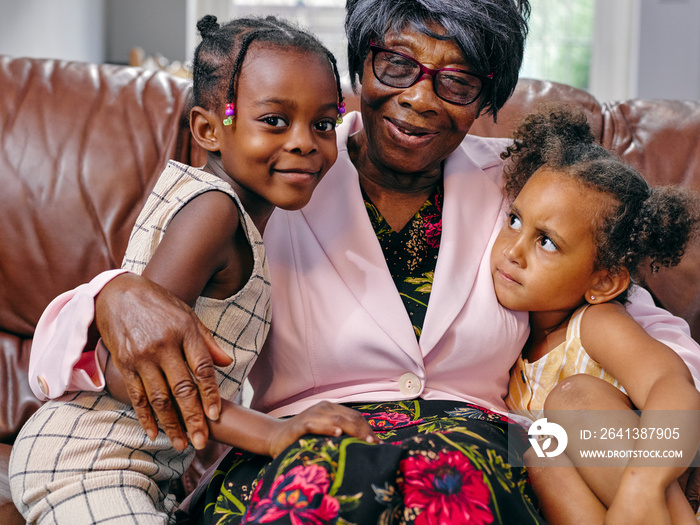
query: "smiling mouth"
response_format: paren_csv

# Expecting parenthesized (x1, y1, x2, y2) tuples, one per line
(389, 118, 436, 135)
(385, 118, 438, 144)
(275, 168, 318, 175)
(273, 168, 320, 184)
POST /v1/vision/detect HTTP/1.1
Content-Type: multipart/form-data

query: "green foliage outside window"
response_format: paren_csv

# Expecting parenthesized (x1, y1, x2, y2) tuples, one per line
(521, 0, 595, 90)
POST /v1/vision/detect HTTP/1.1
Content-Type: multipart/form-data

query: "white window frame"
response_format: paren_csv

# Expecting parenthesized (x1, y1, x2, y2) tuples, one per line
(588, 0, 640, 101)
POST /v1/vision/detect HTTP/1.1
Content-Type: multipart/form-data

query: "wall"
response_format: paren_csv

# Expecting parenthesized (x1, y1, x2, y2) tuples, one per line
(0, 0, 105, 63)
(105, 0, 189, 65)
(636, 0, 700, 101)
(0, 0, 189, 65)
(588, 0, 700, 102)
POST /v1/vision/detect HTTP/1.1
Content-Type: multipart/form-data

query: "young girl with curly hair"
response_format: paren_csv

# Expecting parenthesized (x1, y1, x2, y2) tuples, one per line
(491, 106, 700, 524)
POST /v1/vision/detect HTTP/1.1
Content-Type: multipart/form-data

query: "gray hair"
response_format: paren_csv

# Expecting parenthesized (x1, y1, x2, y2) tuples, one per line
(345, 0, 530, 120)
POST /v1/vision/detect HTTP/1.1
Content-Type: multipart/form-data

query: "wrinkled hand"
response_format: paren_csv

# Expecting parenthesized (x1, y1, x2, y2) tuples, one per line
(267, 401, 379, 458)
(96, 273, 232, 451)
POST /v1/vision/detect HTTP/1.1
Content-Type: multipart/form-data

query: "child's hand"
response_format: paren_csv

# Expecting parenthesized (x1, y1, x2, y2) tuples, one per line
(267, 401, 379, 458)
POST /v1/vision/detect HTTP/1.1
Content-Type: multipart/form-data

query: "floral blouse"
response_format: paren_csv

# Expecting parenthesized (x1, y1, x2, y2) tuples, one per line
(363, 182, 443, 339)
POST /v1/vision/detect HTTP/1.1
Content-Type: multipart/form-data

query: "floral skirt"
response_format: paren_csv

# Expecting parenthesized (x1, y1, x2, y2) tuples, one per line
(195, 400, 544, 525)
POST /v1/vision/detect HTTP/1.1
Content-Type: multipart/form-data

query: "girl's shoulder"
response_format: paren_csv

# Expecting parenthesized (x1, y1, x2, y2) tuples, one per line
(582, 300, 628, 318)
(579, 301, 630, 334)
(161, 161, 244, 223)
(578, 301, 643, 361)
(187, 189, 242, 225)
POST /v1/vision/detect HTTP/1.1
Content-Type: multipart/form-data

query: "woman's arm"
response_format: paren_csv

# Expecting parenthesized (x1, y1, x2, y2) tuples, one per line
(105, 356, 378, 456)
(95, 273, 230, 450)
(29, 269, 128, 400)
(100, 190, 247, 450)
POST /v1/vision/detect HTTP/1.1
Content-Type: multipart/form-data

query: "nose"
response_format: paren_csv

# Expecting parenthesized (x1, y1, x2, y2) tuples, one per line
(287, 124, 317, 156)
(503, 236, 526, 267)
(397, 74, 441, 112)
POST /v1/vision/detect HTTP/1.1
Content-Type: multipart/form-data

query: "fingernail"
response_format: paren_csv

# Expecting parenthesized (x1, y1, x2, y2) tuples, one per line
(192, 432, 206, 450)
(147, 429, 158, 441)
(208, 405, 220, 421)
(173, 437, 186, 451)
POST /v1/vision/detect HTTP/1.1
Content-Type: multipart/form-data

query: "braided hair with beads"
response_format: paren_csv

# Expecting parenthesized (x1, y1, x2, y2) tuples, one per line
(192, 15, 345, 126)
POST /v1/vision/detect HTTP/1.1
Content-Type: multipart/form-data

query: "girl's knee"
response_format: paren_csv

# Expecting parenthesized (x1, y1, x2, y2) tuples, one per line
(544, 374, 632, 412)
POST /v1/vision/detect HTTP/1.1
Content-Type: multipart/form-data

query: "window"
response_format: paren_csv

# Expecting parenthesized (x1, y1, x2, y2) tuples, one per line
(521, 0, 595, 91)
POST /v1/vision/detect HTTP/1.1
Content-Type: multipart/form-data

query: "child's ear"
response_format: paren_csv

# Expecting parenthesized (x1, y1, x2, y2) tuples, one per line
(586, 268, 630, 304)
(190, 106, 222, 152)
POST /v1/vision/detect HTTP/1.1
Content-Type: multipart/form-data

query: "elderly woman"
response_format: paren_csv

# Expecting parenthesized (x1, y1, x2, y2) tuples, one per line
(19, 0, 700, 523)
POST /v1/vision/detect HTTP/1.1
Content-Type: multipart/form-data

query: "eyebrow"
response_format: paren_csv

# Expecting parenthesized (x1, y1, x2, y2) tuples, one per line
(252, 98, 338, 112)
(252, 98, 293, 108)
(539, 225, 567, 250)
(255, 97, 338, 108)
(510, 204, 568, 250)
(382, 37, 470, 68)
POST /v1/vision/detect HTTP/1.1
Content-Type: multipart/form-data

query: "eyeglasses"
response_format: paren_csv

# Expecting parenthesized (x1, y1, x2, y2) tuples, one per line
(369, 41, 493, 106)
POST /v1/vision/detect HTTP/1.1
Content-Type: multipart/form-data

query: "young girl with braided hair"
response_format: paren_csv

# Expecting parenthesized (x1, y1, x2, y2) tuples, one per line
(10, 15, 375, 524)
(491, 106, 700, 524)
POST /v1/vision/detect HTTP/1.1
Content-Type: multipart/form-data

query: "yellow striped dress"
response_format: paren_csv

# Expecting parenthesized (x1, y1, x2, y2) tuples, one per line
(505, 304, 625, 422)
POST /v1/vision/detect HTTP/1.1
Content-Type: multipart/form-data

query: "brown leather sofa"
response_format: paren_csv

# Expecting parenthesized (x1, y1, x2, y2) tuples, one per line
(2, 54, 700, 520)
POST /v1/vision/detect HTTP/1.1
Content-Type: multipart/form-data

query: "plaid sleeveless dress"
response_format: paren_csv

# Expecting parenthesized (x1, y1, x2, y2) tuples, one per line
(10, 161, 271, 524)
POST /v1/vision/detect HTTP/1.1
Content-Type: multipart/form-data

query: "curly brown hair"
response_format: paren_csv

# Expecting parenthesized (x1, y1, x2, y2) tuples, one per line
(501, 104, 700, 302)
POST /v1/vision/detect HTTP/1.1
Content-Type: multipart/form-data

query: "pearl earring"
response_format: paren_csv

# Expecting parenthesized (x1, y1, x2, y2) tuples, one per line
(590, 295, 596, 301)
